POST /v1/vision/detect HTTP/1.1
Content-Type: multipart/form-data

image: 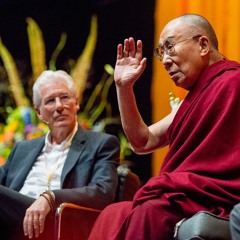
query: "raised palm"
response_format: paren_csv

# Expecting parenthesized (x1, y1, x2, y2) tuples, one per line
(114, 38, 147, 87)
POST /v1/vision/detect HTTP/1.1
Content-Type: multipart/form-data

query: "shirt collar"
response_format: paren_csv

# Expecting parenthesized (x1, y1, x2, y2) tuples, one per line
(44, 122, 78, 152)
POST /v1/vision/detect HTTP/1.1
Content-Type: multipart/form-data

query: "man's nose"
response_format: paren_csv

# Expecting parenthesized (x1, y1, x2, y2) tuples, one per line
(162, 54, 172, 69)
(55, 97, 64, 108)
(162, 51, 169, 62)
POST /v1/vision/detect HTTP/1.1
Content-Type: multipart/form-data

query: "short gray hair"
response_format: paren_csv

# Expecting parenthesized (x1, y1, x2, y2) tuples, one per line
(32, 70, 77, 107)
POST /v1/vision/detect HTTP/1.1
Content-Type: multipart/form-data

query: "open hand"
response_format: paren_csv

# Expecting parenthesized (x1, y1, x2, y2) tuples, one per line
(114, 37, 147, 87)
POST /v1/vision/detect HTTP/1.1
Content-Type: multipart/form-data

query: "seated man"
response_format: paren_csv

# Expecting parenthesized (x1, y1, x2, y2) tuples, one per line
(0, 70, 120, 239)
(88, 14, 240, 240)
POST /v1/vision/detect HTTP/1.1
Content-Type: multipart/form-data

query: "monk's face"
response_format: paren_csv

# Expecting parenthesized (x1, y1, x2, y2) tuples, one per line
(158, 19, 208, 90)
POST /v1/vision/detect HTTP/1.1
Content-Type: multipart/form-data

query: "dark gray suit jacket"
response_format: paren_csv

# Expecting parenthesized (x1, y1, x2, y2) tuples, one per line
(0, 126, 120, 210)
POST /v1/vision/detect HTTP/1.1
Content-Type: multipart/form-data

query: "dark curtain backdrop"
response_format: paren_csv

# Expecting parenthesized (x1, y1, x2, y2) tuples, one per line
(0, 0, 155, 184)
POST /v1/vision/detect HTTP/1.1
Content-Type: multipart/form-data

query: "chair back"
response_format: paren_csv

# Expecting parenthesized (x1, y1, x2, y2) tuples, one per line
(115, 164, 140, 202)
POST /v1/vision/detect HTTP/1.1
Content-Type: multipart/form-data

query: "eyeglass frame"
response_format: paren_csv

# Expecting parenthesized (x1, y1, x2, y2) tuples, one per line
(154, 34, 202, 61)
(41, 93, 74, 110)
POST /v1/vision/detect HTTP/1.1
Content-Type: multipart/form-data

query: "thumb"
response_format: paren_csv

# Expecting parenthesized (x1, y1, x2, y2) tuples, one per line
(138, 57, 147, 73)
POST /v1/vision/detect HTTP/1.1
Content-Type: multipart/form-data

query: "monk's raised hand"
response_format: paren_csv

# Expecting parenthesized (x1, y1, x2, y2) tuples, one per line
(114, 37, 147, 87)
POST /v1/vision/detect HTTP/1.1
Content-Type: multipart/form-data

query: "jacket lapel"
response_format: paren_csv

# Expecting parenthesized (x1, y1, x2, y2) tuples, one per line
(60, 127, 86, 186)
(10, 138, 45, 190)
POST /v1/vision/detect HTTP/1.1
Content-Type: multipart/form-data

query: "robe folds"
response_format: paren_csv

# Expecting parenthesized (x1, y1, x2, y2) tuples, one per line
(89, 60, 240, 240)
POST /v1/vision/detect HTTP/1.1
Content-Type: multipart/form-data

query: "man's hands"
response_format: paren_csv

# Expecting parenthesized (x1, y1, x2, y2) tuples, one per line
(23, 196, 51, 239)
(114, 37, 147, 87)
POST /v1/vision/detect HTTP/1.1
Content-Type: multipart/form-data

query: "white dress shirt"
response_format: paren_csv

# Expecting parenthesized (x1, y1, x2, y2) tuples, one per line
(19, 123, 78, 199)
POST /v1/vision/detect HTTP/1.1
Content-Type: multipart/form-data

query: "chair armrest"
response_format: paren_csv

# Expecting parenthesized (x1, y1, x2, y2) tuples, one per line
(54, 165, 140, 240)
(174, 211, 230, 240)
(55, 203, 101, 240)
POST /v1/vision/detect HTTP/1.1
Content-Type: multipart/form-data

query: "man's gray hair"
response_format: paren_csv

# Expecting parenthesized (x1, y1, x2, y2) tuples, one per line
(32, 70, 77, 107)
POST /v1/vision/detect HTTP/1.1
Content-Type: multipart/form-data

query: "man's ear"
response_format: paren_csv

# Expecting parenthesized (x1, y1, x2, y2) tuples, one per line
(199, 36, 210, 56)
(34, 105, 42, 120)
(75, 97, 80, 111)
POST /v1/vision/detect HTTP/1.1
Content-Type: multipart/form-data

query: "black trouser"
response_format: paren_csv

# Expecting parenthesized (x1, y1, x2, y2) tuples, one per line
(0, 185, 54, 240)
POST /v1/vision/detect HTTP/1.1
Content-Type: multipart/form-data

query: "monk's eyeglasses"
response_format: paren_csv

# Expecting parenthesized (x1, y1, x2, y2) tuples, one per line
(154, 34, 202, 61)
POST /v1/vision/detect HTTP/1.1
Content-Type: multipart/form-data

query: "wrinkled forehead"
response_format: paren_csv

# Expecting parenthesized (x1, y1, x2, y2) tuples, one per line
(40, 81, 70, 96)
(159, 19, 191, 45)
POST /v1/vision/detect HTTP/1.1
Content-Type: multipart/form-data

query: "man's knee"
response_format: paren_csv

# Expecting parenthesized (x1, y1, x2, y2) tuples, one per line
(231, 203, 240, 223)
(230, 203, 240, 240)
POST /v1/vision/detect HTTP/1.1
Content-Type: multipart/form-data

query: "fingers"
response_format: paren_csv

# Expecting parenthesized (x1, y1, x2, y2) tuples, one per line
(117, 44, 123, 59)
(123, 38, 130, 57)
(23, 212, 45, 239)
(23, 213, 34, 239)
(128, 38, 136, 57)
(39, 214, 45, 234)
(135, 39, 143, 59)
(117, 37, 143, 60)
(33, 218, 40, 237)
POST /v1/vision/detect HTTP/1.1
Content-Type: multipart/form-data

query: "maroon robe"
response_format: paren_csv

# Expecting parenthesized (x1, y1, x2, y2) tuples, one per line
(89, 60, 240, 240)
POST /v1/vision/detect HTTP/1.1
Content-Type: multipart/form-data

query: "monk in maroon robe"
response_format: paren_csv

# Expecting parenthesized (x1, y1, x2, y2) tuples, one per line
(89, 14, 240, 240)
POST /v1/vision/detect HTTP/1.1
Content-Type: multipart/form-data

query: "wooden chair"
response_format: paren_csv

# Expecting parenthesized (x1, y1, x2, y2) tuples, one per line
(54, 165, 140, 240)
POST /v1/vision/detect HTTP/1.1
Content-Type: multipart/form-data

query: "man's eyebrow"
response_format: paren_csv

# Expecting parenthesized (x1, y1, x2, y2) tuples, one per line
(43, 92, 70, 100)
